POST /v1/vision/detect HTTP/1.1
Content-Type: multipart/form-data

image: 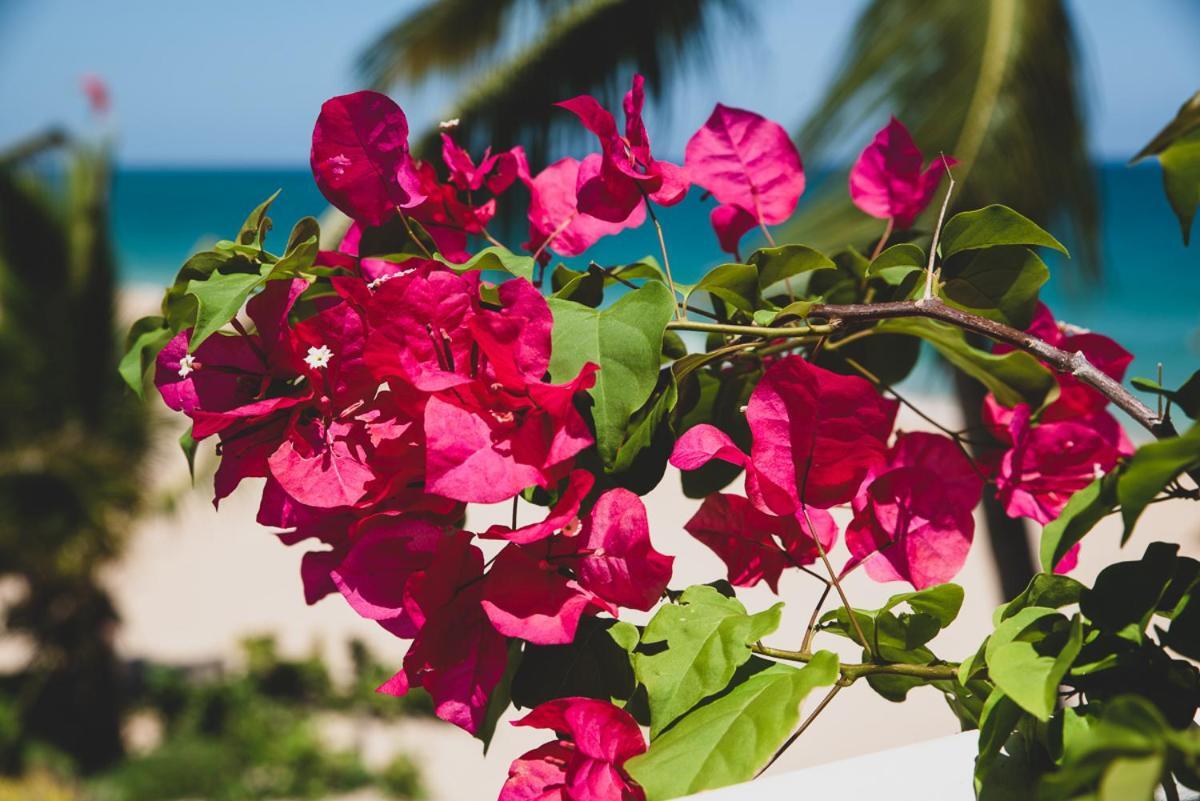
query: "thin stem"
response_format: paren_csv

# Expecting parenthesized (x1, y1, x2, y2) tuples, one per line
(667, 320, 836, 338)
(758, 221, 778, 247)
(481, 227, 506, 249)
(806, 298, 1175, 441)
(870, 217, 895, 261)
(511, 496, 519, 530)
(757, 684, 843, 777)
(922, 157, 956, 302)
(751, 644, 959, 682)
(801, 581, 832, 654)
(396, 209, 433, 258)
(532, 212, 576, 263)
(643, 200, 683, 320)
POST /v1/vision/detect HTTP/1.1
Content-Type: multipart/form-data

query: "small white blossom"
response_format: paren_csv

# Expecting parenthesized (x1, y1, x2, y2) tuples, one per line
(177, 354, 197, 378)
(305, 345, 334, 370)
(439, 118, 460, 130)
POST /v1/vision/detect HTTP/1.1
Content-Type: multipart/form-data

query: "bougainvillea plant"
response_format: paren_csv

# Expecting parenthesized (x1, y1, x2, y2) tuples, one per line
(121, 78, 1200, 800)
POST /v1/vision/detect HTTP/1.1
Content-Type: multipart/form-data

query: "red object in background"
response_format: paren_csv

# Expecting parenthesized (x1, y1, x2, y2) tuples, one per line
(81, 74, 111, 115)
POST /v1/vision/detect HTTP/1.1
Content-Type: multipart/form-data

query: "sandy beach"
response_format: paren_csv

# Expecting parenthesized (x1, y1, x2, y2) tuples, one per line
(85, 286, 1200, 801)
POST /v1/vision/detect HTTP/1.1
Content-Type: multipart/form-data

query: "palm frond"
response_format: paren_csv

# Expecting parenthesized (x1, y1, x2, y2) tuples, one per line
(404, 0, 756, 165)
(358, 0, 536, 88)
(786, 0, 1099, 273)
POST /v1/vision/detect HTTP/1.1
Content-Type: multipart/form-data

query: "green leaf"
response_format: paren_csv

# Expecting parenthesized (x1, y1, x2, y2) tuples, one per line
(1099, 754, 1165, 801)
(1080, 542, 1179, 635)
(267, 217, 321, 279)
(180, 427, 198, 483)
(821, 584, 963, 664)
(185, 272, 265, 352)
(1117, 422, 1200, 534)
(547, 282, 675, 467)
(867, 243, 925, 286)
(477, 639, 521, 753)
(436, 245, 536, 282)
(939, 205, 1068, 259)
(626, 653, 839, 800)
(985, 608, 1082, 720)
(119, 315, 171, 398)
(748, 244, 835, 293)
(997, 573, 1086, 624)
(510, 618, 636, 709)
(1158, 130, 1200, 246)
(1132, 371, 1200, 419)
(687, 263, 759, 313)
(1039, 473, 1118, 572)
(878, 317, 1056, 408)
(610, 369, 677, 479)
(236, 189, 281, 248)
(635, 585, 783, 737)
(939, 246, 1049, 329)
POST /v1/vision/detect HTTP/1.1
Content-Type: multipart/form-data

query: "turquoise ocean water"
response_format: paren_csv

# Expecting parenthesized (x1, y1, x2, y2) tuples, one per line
(113, 165, 1199, 391)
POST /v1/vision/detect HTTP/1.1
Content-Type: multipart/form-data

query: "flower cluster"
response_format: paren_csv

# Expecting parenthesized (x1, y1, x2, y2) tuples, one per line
(672, 356, 984, 590)
(981, 303, 1134, 570)
(154, 255, 673, 734)
(137, 70, 1150, 801)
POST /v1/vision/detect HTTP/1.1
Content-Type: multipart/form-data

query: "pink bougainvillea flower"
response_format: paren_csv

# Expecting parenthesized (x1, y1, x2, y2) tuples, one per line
(483, 470, 595, 545)
(683, 492, 837, 592)
(502, 698, 647, 801)
(572, 488, 674, 611)
(480, 543, 614, 645)
(480, 489, 671, 644)
(845, 432, 983, 589)
(709, 203, 759, 256)
(685, 104, 805, 244)
(328, 514, 442, 636)
(406, 159, 502, 263)
(987, 303, 1134, 439)
(440, 133, 522, 194)
(848, 117, 956, 229)
(982, 303, 1133, 537)
(993, 405, 1122, 527)
(672, 356, 898, 512)
(311, 91, 426, 226)
(380, 531, 509, 734)
(558, 74, 688, 223)
(521, 154, 647, 258)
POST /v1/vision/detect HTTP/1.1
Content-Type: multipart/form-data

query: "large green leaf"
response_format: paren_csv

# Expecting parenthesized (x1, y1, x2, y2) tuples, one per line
(939, 205, 1067, 259)
(510, 617, 637, 709)
(1080, 542, 1179, 636)
(236, 189, 281, 248)
(1158, 132, 1200, 246)
(636, 585, 783, 737)
(867, 243, 925, 286)
(1134, 93, 1200, 246)
(609, 369, 677, 484)
(626, 652, 839, 800)
(1117, 422, 1200, 533)
(939, 246, 1049, 329)
(821, 583, 963, 665)
(985, 608, 1082, 721)
(878, 317, 1056, 408)
(185, 272, 266, 352)
(547, 282, 675, 467)
(1039, 473, 1118, 572)
(436, 245, 536, 282)
(687, 262, 759, 314)
(119, 315, 171, 398)
(267, 217, 321, 279)
(748, 244, 835, 294)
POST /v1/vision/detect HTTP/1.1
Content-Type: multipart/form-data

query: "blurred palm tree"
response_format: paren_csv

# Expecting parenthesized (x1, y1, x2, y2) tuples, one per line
(0, 128, 150, 773)
(359, 0, 1101, 597)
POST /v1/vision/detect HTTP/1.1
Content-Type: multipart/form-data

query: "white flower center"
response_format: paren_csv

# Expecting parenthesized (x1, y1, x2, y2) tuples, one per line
(439, 118, 460, 130)
(305, 345, 334, 369)
(177, 354, 197, 377)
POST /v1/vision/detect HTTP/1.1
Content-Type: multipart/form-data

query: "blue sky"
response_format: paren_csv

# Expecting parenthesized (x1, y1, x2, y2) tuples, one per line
(1, 0, 1197, 166)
